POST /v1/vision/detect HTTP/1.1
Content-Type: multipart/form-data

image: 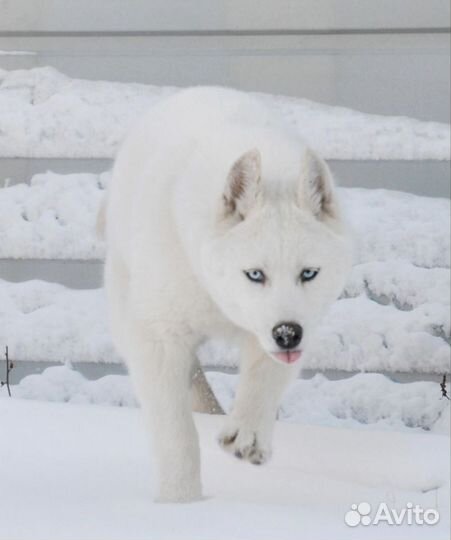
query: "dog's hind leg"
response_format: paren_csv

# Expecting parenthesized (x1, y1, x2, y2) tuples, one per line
(190, 359, 224, 415)
(218, 335, 298, 464)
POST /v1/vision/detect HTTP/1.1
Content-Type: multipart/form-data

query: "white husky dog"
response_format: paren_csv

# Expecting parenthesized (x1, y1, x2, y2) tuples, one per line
(103, 87, 352, 502)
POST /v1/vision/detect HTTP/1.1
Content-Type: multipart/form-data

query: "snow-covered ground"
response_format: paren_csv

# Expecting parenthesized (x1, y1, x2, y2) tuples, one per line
(2, 352, 450, 539)
(0, 67, 449, 160)
(0, 397, 448, 540)
(10, 365, 450, 434)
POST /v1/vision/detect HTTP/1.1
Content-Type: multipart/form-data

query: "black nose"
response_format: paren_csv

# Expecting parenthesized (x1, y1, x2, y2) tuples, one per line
(272, 322, 303, 349)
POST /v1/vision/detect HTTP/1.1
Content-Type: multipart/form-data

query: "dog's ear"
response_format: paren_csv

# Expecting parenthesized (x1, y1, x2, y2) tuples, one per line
(222, 149, 262, 220)
(298, 149, 338, 220)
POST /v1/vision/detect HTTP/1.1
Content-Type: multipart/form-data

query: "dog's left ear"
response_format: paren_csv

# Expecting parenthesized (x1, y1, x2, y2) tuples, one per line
(222, 148, 262, 220)
(297, 149, 338, 220)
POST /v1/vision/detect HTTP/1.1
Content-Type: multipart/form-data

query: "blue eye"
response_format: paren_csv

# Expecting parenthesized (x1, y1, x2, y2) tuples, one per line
(300, 268, 319, 282)
(244, 269, 266, 284)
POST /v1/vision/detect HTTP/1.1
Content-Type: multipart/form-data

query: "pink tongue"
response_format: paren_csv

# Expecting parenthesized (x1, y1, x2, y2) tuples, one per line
(274, 351, 301, 364)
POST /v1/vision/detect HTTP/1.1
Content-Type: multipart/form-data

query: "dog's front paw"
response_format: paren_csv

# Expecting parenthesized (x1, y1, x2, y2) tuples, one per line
(218, 420, 272, 465)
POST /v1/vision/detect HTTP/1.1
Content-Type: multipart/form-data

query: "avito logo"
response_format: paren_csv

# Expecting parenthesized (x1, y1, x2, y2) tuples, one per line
(344, 502, 440, 527)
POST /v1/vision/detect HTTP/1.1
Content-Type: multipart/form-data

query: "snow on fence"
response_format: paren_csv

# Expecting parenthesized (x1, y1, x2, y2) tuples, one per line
(0, 167, 449, 375)
(0, 277, 449, 374)
(0, 56, 449, 379)
(1, 171, 449, 264)
(0, 67, 449, 161)
(0, 160, 449, 375)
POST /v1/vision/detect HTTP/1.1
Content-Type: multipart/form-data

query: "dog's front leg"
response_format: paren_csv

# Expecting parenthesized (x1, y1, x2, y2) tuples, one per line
(127, 336, 202, 502)
(218, 335, 298, 464)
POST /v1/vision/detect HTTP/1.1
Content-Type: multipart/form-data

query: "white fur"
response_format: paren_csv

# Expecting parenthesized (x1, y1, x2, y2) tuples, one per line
(104, 87, 352, 502)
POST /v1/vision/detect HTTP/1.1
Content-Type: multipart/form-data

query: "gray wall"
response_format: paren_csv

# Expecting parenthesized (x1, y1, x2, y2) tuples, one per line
(0, 0, 449, 122)
(1, 0, 448, 32)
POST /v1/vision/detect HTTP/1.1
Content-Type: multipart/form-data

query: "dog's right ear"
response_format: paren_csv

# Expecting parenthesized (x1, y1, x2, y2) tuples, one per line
(221, 149, 262, 221)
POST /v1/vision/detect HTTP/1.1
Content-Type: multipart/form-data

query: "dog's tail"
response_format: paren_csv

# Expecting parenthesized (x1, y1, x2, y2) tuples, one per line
(191, 359, 224, 415)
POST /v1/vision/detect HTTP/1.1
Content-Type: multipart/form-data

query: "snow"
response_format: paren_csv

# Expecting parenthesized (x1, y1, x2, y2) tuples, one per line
(341, 188, 450, 268)
(309, 296, 450, 373)
(13, 365, 137, 408)
(1, 278, 449, 373)
(0, 66, 449, 160)
(278, 372, 451, 434)
(0, 280, 113, 364)
(0, 398, 448, 540)
(0, 171, 108, 259)
(1, 172, 449, 266)
(346, 262, 449, 310)
(10, 365, 450, 434)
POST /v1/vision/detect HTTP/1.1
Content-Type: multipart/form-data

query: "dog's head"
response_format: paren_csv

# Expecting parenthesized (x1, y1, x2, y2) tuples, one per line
(201, 147, 352, 366)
